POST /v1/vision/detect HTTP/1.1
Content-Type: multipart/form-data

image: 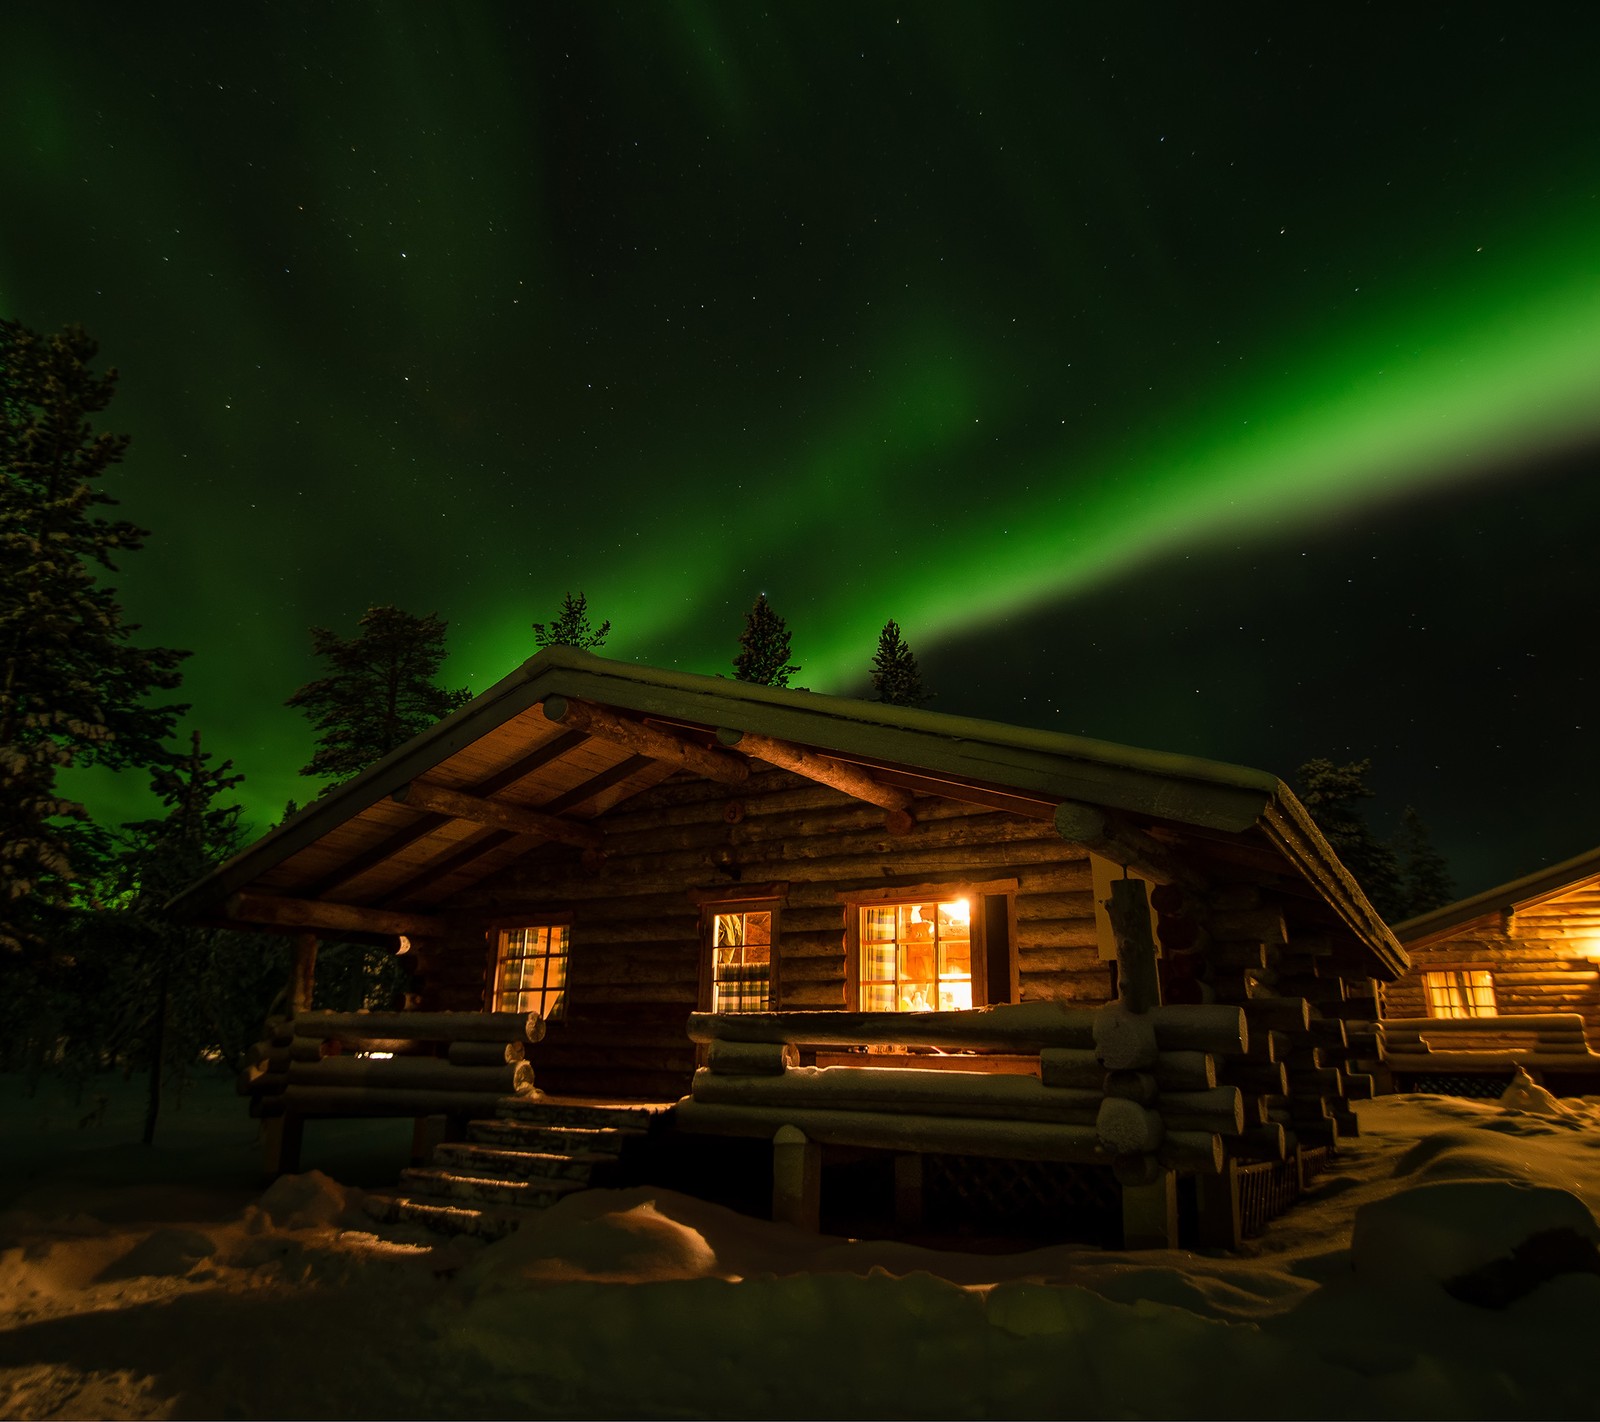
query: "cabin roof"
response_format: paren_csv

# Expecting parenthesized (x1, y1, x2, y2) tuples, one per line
(170, 647, 1405, 976)
(1395, 844, 1600, 948)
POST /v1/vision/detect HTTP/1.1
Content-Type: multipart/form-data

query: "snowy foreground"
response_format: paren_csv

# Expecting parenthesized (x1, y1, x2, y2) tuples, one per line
(4, 1072, 1600, 1419)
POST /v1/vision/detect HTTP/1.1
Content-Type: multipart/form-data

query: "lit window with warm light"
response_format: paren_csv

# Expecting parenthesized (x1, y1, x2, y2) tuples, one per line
(1424, 968, 1495, 1018)
(493, 925, 569, 1020)
(859, 898, 973, 1012)
(710, 909, 773, 1013)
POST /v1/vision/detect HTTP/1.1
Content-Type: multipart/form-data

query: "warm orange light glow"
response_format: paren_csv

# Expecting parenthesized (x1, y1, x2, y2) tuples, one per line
(862, 896, 973, 1013)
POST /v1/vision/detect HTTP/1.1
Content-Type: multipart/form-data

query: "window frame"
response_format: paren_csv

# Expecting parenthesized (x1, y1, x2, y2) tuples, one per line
(1423, 967, 1497, 1019)
(841, 879, 1018, 1013)
(487, 918, 573, 1022)
(698, 893, 784, 1014)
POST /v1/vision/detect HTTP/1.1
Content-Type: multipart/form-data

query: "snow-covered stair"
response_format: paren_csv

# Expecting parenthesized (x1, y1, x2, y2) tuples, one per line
(363, 1097, 673, 1240)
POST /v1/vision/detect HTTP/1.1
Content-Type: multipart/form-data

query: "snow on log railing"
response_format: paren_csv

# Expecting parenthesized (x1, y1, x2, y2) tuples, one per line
(1382, 1012, 1600, 1073)
(239, 1010, 544, 1140)
(682, 997, 1249, 1179)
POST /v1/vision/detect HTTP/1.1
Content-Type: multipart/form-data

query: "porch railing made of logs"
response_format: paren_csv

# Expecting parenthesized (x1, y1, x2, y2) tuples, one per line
(238, 1009, 545, 1173)
(1382, 1012, 1600, 1074)
(676, 880, 1385, 1248)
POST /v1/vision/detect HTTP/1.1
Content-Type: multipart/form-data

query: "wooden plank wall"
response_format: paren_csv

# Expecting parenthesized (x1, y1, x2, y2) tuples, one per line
(439, 768, 1107, 1098)
(1391, 902, 1600, 1038)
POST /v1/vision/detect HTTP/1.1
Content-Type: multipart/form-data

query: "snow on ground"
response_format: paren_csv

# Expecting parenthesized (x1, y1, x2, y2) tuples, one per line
(4, 1069, 1600, 1419)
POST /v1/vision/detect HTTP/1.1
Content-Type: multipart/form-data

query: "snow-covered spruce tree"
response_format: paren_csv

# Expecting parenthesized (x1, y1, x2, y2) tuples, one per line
(286, 604, 471, 786)
(732, 594, 799, 688)
(870, 619, 930, 706)
(0, 319, 187, 955)
(1392, 804, 1456, 919)
(1293, 757, 1406, 921)
(532, 590, 610, 650)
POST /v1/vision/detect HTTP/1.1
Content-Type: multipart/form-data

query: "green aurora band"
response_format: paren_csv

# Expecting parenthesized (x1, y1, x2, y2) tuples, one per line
(483, 214, 1600, 694)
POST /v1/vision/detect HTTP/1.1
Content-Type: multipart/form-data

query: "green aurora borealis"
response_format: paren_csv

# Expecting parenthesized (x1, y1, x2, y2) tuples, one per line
(5, 3, 1599, 893)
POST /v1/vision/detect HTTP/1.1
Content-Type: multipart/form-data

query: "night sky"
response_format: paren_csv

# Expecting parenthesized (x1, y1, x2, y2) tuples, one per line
(6, 3, 1599, 897)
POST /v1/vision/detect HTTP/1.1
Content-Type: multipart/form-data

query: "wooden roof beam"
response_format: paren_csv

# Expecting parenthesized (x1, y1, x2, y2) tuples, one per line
(225, 891, 442, 939)
(542, 695, 749, 784)
(717, 728, 916, 832)
(1053, 800, 1207, 891)
(393, 780, 604, 850)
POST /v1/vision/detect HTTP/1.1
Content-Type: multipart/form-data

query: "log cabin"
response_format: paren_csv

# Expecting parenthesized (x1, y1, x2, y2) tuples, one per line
(171, 647, 1407, 1245)
(1385, 846, 1600, 1094)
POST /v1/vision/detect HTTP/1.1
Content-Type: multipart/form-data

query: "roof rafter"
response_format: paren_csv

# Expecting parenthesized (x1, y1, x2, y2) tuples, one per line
(226, 890, 441, 939)
(716, 727, 915, 831)
(543, 695, 748, 783)
(393, 780, 604, 850)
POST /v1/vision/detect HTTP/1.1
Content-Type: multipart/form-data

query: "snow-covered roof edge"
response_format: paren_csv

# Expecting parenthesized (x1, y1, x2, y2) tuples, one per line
(170, 648, 1403, 971)
(1395, 842, 1600, 945)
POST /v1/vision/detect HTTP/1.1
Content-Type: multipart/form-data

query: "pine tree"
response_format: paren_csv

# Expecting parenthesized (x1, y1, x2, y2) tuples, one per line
(1392, 805, 1456, 919)
(0, 319, 187, 953)
(286, 605, 471, 784)
(1294, 757, 1406, 921)
(733, 594, 799, 688)
(870, 620, 930, 706)
(532, 591, 610, 650)
(116, 730, 247, 1141)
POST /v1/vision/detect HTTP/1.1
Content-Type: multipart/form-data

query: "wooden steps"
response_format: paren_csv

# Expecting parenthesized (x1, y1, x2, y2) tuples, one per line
(363, 1096, 674, 1238)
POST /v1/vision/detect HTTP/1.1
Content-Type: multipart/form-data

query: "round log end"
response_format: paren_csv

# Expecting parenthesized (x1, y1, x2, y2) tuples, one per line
(542, 694, 570, 722)
(524, 1012, 547, 1044)
(1053, 800, 1107, 845)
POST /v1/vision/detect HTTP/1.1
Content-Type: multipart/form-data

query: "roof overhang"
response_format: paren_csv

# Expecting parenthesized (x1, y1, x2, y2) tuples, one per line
(1396, 843, 1600, 948)
(170, 648, 1407, 976)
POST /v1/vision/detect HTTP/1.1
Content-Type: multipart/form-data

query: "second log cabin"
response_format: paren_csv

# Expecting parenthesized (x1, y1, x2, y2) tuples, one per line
(1385, 846, 1600, 1091)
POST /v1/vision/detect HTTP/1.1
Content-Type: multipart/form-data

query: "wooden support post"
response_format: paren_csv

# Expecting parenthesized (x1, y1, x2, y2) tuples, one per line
(894, 1152, 925, 1229)
(411, 1114, 448, 1164)
(1107, 878, 1162, 1012)
(1196, 1157, 1242, 1249)
(771, 1125, 821, 1230)
(262, 1114, 303, 1176)
(1121, 1170, 1179, 1249)
(289, 932, 317, 1017)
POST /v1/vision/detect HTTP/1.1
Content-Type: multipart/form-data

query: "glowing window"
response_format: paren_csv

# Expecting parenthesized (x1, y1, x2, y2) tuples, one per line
(493, 925, 569, 1020)
(858, 898, 972, 1013)
(710, 910, 772, 1013)
(1424, 969, 1495, 1018)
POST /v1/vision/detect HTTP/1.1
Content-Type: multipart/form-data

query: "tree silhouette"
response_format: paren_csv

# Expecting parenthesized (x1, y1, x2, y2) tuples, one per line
(0, 319, 187, 953)
(1294, 757, 1406, 921)
(287, 605, 470, 784)
(117, 730, 248, 1142)
(532, 591, 610, 650)
(1393, 805, 1456, 919)
(733, 594, 799, 687)
(870, 620, 930, 706)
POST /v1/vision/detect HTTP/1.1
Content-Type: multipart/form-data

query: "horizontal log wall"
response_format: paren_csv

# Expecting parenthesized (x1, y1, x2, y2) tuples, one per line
(442, 767, 1101, 1097)
(1390, 923, 1600, 1039)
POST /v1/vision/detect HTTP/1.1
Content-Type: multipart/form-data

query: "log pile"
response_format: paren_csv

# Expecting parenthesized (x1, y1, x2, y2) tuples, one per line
(1168, 881, 1390, 1153)
(239, 1009, 544, 1120)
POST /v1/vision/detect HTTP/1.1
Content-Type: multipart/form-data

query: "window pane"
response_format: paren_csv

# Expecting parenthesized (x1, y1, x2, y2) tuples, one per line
(495, 926, 568, 1020)
(858, 897, 987, 1013)
(709, 909, 773, 1013)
